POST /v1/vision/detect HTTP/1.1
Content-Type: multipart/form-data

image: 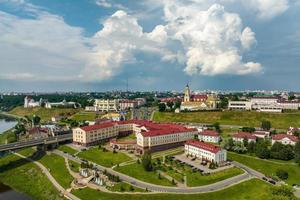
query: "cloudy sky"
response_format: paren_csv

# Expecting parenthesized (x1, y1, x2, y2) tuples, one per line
(0, 0, 299, 92)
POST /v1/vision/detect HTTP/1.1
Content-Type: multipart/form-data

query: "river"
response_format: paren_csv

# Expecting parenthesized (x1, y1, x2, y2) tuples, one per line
(0, 117, 32, 199)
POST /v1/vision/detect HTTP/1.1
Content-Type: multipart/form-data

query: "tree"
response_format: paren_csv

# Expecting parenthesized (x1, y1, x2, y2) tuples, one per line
(213, 122, 221, 133)
(243, 138, 248, 148)
(247, 141, 256, 153)
(295, 142, 300, 166)
(261, 120, 271, 131)
(174, 100, 181, 109)
(271, 142, 294, 161)
(225, 138, 234, 150)
(255, 140, 270, 159)
(241, 127, 255, 133)
(293, 131, 300, 137)
(276, 169, 288, 180)
(158, 103, 166, 112)
(32, 115, 41, 126)
(166, 101, 174, 109)
(141, 150, 153, 171)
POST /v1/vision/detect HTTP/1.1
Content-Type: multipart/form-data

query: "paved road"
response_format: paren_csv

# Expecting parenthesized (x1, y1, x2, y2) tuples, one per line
(0, 134, 72, 152)
(14, 152, 80, 200)
(53, 150, 255, 193)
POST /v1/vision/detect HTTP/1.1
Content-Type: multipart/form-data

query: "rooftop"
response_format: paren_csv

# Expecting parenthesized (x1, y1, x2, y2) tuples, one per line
(186, 140, 222, 153)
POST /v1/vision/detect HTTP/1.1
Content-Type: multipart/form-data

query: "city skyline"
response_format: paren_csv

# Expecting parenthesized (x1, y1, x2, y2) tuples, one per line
(0, 0, 300, 92)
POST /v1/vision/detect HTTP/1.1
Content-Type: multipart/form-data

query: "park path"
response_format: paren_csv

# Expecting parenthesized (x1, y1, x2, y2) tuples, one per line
(14, 152, 81, 200)
(53, 149, 256, 194)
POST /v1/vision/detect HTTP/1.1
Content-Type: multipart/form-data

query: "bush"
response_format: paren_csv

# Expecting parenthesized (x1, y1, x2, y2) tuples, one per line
(276, 169, 289, 180)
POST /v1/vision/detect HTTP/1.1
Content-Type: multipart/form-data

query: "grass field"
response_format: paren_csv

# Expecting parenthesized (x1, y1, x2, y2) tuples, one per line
(57, 145, 78, 155)
(77, 147, 132, 167)
(153, 110, 300, 129)
(228, 152, 300, 185)
(68, 159, 80, 173)
(17, 147, 36, 157)
(9, 106, 81, 122)
(0, 129, 16, 144)
(0, 154, 64, 200)
(186, 167, 244, 187)
(70, 111, 100, 121)
(38, 153, 74, 189)
(115, 163, 174, 186)
(73, 179, 274, 200)
(108, 182, 145, 192)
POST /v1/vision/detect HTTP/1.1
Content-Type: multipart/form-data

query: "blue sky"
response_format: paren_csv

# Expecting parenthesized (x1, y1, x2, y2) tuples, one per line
(0, 0, 299, 92)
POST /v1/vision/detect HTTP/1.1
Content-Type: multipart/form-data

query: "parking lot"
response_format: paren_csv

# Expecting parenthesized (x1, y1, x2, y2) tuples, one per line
(174, 153, 233, 173)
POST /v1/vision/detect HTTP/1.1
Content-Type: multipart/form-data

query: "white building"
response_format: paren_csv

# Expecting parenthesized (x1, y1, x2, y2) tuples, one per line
(198, 130, 220, 143)
(24, 96, 40, 108)
(185, 140, 227, 164)
(94, 99, 120, 112)
(45, 100, 77, 109)
(119, 100, 138, 110)
(228, 101, 252, 110)
(253, 130, 270, 139)
(232, 132, 257, 143)
(272, 134, 299, 146)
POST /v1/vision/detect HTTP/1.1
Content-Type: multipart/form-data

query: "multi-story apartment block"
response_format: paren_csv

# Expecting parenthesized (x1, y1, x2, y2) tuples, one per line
(232, 132, 257, 143)
(198, 130, 220, 143)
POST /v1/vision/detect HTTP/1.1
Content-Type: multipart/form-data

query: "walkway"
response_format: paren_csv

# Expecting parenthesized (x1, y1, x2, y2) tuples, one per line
(53, 149, 255, 194)
(14, 152, 81, 200)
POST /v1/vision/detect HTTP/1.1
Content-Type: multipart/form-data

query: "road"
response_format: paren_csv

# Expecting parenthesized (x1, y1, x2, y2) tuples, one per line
(14, 152, 80, 200)
(0, 134, 72, 152)
(53, 150, 258, 194)
(132, 107, 156, 120)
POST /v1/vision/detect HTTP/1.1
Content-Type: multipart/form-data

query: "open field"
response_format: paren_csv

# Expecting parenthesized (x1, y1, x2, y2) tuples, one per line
(0, 129, 16, 144)
(228, 152, 300, 185)
(153, 110, 300, 129)
(115, 163, 174, 186)
(68, 159, 80, 173)
(58, 145, 78, 155)
(38, 153, 74, 189)
(77, 147, 132, 167)
(185, 167, 244, 187)
(0, 154, 64, 200)
(9, 106, 81, 122)
(73, 179, 274, 200)
(108, 182, 145, 192)
(69, 111, 100, 121)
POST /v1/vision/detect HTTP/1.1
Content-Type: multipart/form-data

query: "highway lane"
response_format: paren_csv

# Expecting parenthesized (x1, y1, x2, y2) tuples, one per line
(53, 150, 255, 194)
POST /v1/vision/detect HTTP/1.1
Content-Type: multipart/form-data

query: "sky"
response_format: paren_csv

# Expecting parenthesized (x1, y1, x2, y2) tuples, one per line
(0, 0, 300, 92)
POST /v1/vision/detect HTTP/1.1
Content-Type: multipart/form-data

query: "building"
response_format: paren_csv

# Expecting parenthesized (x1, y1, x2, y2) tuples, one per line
(287, 127, 300, 136)
(94, 99, 120, 112)
(277, 100, 300, 110)
(198, 130, 220, 143)
(185, 140, 227, 164)
(180, 84, 218, 111)
(232, 132, 257, 143)
(45, 100, 78, 109)
(253, 130, 270, 139)
(228, 101, 252, 110)
(119, 100, 138, 110)
(24, 96, 40, 108)
(73, 120, 198, 153)
(272, 134, 299, 146)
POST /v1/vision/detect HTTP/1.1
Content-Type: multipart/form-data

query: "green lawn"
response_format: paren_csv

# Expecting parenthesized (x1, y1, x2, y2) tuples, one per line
(58, 145, 78, 155)
(17, 147, 36, 157)
(108, 182, 145, 192)
(73, 179, 274, 200)
(77, 147, 132, 167)
(70, 111, 100, 121)
(117, 133, 136, 141)
(153, 110, 300, 129)
(186, 167, 244, 187)
(228, 152, 300, 185)
(115, 163, 174, 186)
(68, 159, 80, 173)
(38, 153, 74, 189)
(9, 106, 81, 122)
(0, 129, 16, 144)
(0, 154, 64, 200)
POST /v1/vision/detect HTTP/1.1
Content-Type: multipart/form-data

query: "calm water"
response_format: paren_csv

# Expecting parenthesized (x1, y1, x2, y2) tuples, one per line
(0, 118, 17, 134)
(0, 117, 31, 199)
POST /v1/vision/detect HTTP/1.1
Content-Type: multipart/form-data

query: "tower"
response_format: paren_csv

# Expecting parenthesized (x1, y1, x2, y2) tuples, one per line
(184, 84, 190, 102)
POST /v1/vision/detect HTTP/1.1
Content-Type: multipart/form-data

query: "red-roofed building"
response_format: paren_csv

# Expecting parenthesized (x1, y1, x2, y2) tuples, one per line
(73, 120, 198, 153)
(185, 140, 227, 164)
(272, 134, 299, 146)
(232, 132, 257, 143)
(199, 130, 220, 143)
(253, 130, 270, 139)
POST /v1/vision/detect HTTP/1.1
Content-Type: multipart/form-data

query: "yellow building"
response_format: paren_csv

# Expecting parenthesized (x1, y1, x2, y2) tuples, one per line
(180, 84, 218, 111)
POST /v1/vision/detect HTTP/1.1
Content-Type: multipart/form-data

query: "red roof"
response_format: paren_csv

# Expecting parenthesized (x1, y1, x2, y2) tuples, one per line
(200, 130, 219, 137)
(254, 131, 269, 135)
(272, 134, 299, 142)
(79, 120, 197, 137)
(186, 140, 222, 153)
(191, 94, 207, 101)
(233, 132, 256, 140)
(159, 97, 182, 102)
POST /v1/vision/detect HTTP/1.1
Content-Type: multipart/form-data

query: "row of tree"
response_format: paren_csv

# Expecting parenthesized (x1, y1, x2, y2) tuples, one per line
(158, 101, 181, 112)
